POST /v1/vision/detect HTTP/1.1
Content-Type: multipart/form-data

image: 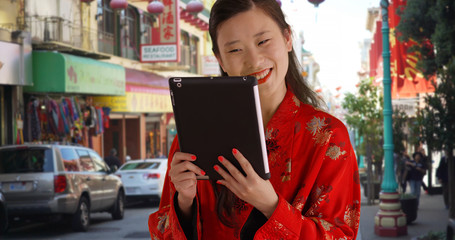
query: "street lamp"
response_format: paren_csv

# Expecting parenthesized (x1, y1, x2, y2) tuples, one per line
(374, 0, 407, 236)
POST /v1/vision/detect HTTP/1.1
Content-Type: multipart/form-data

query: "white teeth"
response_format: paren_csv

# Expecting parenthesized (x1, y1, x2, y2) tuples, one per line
(254, 69, 270, 80)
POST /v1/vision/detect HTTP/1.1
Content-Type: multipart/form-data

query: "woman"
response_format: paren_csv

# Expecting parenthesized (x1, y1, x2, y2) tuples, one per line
(148, 0, 360, 239)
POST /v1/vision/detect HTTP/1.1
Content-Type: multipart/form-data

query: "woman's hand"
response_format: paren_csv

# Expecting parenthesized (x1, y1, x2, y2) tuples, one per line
(169, 152, 205, 218)
(214, 148, 278, 218)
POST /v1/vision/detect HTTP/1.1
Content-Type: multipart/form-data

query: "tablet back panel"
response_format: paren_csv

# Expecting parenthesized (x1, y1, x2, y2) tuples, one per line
(169, 76, 270, 181)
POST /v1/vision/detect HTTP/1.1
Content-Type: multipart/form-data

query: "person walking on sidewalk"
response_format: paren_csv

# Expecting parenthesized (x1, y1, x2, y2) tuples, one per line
(436, 149, 449, 209)
(406, 151, 427, 207)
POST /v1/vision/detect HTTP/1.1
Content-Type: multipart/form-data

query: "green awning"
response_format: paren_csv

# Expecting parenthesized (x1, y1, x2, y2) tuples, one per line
(25, 51, 125, 95)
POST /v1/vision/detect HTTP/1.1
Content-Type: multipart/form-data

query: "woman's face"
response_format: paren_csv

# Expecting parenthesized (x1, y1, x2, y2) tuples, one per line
(215, 6, 292, 94)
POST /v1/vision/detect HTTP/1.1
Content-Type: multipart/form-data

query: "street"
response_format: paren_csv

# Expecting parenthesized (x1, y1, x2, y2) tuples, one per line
(2, 200, 158, 240)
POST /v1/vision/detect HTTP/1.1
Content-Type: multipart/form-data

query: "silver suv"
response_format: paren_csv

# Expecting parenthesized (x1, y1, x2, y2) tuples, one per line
(0, 143, 125, 232)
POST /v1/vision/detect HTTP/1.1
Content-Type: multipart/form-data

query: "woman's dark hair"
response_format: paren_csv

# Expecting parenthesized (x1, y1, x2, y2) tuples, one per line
(208, 0, 323, 227)
(412, 152, 423, 160)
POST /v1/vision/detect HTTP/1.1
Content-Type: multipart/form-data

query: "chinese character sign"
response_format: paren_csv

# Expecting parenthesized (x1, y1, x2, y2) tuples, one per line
(160, 0, 178, 43)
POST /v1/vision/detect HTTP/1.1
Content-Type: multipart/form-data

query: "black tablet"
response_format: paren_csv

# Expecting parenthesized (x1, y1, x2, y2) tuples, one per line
(169, 76, 270, 181)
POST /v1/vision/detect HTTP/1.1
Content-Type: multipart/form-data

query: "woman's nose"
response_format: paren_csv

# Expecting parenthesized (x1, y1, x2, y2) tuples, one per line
(244, 48, 263, 69)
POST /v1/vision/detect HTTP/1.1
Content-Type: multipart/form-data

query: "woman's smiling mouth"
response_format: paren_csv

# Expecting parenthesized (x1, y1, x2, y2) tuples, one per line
(249, 68, 272, 84)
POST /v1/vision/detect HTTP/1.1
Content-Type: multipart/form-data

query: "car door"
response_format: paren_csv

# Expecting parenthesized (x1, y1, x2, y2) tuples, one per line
(76, 149, 102, 211)
(89, 150, 117, 210)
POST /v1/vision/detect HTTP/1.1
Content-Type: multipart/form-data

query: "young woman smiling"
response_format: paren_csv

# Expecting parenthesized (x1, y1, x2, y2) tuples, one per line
(148, 0, 360, 239)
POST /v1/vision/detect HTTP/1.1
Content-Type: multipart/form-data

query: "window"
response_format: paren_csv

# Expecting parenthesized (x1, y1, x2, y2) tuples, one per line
(120, 7, 139, 60)
(0, 148, 53, 173)
(140, 14, 154, 45)
(89, 150, 107, 172)
(119, 162, 161, 170)
(60, 148, 81, 172)
(97, 0, 115, 55)
(77, 149, 95, 172)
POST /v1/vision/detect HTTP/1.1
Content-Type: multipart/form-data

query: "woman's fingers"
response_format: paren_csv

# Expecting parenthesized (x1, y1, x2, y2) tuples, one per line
(170, 152, 206, 176)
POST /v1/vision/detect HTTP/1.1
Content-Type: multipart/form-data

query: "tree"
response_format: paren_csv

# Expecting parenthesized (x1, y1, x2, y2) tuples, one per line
(342, 77, 383, 204)
(397, 0, 455, 219)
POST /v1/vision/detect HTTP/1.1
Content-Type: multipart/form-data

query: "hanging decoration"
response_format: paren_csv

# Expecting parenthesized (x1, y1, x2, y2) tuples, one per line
(110, 0, 128, 10)
(186, 0, 204, 13)
(147, 0, 164, 15)
(276, 0, 282, 7)
(308, 0, 324, 7)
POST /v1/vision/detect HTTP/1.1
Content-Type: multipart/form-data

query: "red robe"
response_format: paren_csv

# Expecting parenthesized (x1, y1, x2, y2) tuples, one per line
(149, 89, 361, 239)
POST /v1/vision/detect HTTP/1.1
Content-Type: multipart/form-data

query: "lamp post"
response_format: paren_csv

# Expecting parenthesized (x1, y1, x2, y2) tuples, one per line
(374, 0, 407, 236)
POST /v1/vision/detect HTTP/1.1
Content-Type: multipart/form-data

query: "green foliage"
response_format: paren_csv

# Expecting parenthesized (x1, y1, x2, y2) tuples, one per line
(342, 78, 383, 167)
(392, 109, 408, 154)
(417, 231, 446, 240)
(397, 0, 455, 152)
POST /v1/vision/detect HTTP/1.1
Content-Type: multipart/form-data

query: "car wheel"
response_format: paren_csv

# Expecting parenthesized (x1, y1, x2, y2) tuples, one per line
(111, 190, 125, 220)
(72, 196, 90, 232)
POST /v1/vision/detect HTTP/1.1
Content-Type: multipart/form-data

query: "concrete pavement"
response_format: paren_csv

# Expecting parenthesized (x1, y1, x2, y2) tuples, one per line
(358, 186, 449, 240)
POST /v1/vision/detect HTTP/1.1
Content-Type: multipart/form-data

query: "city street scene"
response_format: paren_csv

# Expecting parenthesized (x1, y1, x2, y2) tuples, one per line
(0, 0, 453, 239)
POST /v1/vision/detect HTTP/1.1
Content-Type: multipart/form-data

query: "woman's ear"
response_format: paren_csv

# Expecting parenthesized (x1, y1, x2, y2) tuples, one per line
(284, 28, 293, 52)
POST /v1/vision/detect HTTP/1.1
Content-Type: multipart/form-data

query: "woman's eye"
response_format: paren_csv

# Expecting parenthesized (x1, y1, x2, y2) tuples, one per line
(258, 39, 270, 46)
(228, 49, 241, 53)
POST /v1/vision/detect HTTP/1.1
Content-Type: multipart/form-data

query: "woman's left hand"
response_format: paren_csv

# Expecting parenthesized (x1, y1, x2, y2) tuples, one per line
(214, 148, 278, 218)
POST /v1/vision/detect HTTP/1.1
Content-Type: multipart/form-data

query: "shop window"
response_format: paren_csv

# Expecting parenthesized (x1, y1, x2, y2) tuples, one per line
(120, 7, 139, 60)
(97, 0, 115, 55)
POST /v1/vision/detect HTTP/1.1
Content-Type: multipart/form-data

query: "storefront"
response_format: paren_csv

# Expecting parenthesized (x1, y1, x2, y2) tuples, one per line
(23, 51, 125, 156)
(0, 37, 33, 146)
(93, 68, 173, 161)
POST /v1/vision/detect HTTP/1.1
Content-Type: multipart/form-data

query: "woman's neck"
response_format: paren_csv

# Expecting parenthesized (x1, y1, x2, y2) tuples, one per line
(259, 85, 287, 127)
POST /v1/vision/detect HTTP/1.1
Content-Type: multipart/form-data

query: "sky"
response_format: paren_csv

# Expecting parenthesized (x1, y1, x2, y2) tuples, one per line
(281, 0, 377, 96)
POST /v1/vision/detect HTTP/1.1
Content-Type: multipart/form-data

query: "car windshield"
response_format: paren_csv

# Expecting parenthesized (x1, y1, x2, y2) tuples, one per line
(119, 162, 161, 170)
(0, 147, 53, 173)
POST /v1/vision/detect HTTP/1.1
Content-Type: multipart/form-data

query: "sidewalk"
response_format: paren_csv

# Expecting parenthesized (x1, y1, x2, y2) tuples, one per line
(358, 187, 449, 240)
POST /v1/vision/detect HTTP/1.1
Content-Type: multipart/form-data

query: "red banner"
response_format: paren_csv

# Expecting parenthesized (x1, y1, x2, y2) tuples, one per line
(388, 0, 435, 99)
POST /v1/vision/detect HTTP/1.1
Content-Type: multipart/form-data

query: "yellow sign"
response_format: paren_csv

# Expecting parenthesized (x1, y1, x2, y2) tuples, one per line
(93, 92, 172, 113)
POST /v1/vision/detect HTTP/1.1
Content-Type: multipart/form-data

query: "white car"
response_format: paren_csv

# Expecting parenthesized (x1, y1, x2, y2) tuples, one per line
(116, 159, 167, 202)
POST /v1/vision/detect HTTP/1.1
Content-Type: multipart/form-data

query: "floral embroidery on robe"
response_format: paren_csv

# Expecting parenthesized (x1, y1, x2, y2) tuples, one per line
(148, 88, 360, 240)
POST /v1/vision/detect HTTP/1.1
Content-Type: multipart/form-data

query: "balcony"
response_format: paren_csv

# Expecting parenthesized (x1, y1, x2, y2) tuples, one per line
(24, 15, 111, 60)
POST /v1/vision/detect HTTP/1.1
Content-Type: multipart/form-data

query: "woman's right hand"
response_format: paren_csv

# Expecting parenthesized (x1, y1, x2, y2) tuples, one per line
(169, 152, 205, 216)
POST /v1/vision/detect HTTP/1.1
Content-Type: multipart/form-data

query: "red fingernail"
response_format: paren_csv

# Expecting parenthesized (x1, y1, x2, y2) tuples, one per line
(201, 170, 206, 175)
(232, 148, 238, 154)
(216, 180, 222, 184)
(218, 156, 223, 162)
(214, 165, 219, 171)
(191, 155, 197, 160)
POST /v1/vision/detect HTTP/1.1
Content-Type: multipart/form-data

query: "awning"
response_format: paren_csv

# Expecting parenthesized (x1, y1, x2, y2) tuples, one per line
(92, 68, 172, 113)
(24, 51, 125, 95)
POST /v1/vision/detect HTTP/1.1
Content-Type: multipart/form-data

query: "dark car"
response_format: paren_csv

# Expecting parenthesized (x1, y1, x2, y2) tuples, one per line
(0, 191, 7, 234)
(0, 143, 125, 232)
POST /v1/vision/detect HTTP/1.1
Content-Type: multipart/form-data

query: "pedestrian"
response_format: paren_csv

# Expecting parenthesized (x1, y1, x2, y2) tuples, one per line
(400, 153, 411, 193)
(436, 149, 449, 209)
(148, 0, 360, 239)
(104, 148, 121, 171)
(406, 151, 427, 207)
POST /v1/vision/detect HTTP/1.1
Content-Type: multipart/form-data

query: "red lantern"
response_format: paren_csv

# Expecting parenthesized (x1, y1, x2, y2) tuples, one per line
(147, 0, 164, 14)
(186, 0, 204, 13)
(308, 0, 324, 7)
(110, 0, 128, 10)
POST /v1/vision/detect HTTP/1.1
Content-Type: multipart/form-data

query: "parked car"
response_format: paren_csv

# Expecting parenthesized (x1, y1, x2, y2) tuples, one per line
(0, 143, 125, 232)
(116, 159, 167, 202)
(0, 190, 7, 234)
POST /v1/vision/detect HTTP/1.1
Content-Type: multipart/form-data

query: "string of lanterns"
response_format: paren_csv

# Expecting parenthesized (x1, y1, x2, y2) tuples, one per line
(99, 0, 204, 15)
